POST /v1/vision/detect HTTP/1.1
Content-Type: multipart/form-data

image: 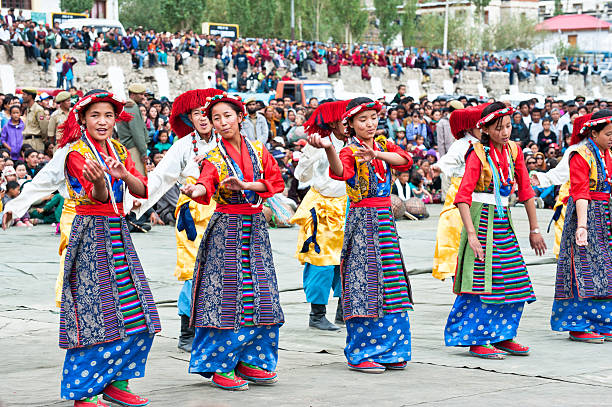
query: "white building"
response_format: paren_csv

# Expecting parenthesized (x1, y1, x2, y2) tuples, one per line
(537, 0, 612, 21)
(0, 0, 119, 25)
(411, 0, 539, 25)
(534, 14, 612, 54)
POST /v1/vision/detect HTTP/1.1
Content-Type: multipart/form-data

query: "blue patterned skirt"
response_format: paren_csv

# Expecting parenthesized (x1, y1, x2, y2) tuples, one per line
(345, 312, 411, 365)
(60, 333, 154, 400)
(189, 325, 280, 378)
(551, 285, 612, 334)
(444, 294, 524, 346)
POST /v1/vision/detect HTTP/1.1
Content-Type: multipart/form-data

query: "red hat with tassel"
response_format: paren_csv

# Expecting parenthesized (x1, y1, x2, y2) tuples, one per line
(449, 103, 489, 140)
(169, 88, 223, 139)
(304, 99, 350, 137)
(58, 90, 132, 148)
(570, 113, 593, 146)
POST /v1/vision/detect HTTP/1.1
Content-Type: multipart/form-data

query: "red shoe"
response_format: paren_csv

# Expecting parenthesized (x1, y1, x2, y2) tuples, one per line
(469, 344, 507, 359)
(494, 339, 530, 356)
(235, 362, 278, 384)
(569, 331, 604, 344)
(382, 361, 407, 370)
(597, 332, 612, 342)
(102, 382, 149, 406)
(347, 361, 386, 373)
(74, 397, 109, 407)
(211, 371, 249, 391)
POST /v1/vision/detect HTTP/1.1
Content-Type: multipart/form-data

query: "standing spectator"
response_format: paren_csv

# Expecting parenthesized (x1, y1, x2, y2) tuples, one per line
(537, 117, 557, 152)
(21, 88, 48, 152)
(1, 105, 23, 160)
(528, 108, 543, 142)
(241, 98, 269, 144)
(61, 56, 77, 90)
(47, 91, 71, 143)
(233, 46, 249, 78)
(54, 53, 63, 88)
(116, 83, 149, 175)
(437, 101, 463, 156)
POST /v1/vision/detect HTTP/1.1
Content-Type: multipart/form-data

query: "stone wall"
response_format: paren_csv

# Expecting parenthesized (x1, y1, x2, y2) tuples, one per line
(2, 47, 612, 101)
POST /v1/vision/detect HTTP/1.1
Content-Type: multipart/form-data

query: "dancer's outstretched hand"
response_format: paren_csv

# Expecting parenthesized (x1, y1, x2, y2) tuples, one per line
(308, 134, 332, 149)
(180, 183, 206, 199)
(530, 232, 547, 255)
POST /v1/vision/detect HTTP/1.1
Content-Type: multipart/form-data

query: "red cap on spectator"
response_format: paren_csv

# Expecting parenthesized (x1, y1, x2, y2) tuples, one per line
(169, 89, 223, 139)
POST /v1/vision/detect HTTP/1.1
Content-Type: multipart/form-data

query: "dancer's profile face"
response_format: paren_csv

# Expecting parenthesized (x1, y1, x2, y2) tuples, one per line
(592, 123, 612, 151)
(350, 109, 378, 141)
(189, 107, 211, 137)
(484, 116, 511, 147)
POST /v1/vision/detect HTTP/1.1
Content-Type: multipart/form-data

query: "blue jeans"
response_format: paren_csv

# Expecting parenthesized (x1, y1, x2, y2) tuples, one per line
(56, 72, 63, 88)
(136, 51, 147, 68)
(65, 77, 74, 89)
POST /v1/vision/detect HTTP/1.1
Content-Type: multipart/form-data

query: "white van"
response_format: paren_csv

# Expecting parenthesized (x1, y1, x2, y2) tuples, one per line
(59, 18, 126, 37)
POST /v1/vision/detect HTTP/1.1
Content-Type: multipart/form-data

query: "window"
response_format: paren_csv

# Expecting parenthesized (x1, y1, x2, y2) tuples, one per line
(484, 10, 489, 25)
(92, 0, 107, 19)
(1, 0, 32, 9)
(568, 35, 577, 47)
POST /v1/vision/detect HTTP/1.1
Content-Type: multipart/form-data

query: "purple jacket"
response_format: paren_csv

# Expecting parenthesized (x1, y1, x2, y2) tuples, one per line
(1, 119, 24, 160)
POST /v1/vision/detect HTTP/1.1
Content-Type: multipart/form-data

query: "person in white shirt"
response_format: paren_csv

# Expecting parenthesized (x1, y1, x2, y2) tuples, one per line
(0, 23, 13, 60)
(528, 108, 543, 143)
(431, 104, 486, 281)
(132, 88, 221, 352)
(290, 99, 349, 331)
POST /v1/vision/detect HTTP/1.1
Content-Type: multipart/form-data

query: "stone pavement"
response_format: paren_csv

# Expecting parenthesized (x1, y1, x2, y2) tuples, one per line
(2, 205, 612, 407)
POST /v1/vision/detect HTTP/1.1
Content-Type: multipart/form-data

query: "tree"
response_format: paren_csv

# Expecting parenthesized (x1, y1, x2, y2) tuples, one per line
(160, 0, 206, 32)
(60, 0, 93, 14)
(374, 0, 402, 46)
(331, 0, 368, 43)
(119, 0, 166, 31)
(553, 0, 563, 16)
(401, 0, 417, 48)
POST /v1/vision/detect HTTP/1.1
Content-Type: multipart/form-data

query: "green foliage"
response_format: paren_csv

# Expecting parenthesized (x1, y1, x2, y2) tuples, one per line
(414, 14, 466, 50)
(60, 0, 93, 14)
(118, 0, 167, 31)
(160, 0, 206, 32)
(553, 41, 582, 59)
(553, 0, 563, 16)
(374, 0, 402, 46)
(470, 0, 491, 17)
(488, 15, 543, 51)
(401, 0, 417, 47)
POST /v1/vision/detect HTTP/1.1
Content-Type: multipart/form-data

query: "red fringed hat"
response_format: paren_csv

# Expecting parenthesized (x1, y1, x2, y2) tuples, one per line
(341, 100, 383, 135)
(169, 88, 223, 139)
(304, 100, 350, 137)
(476, 106, 516, 129)
(203, 92, 246, 118)
(570, 113, 593, 146)
(58, 91, 132, 147)
(450, 104, 489, 140)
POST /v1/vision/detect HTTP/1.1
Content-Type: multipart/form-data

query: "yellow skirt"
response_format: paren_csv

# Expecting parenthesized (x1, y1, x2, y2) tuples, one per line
(290, 188, 347, 267)
(432, 177, 463, 281)
(552, 181, 570, 259)
(54, 199, 77, 308)
(173, 179, 217, 281)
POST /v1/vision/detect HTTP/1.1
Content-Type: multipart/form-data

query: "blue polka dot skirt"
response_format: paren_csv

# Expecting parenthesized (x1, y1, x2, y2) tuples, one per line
(189, 325, 280, 378)
(444, 294, 524, 347)
(551, 288, 612, 334)
(344, 312, 411, 365)
(60, 333, 154, 400)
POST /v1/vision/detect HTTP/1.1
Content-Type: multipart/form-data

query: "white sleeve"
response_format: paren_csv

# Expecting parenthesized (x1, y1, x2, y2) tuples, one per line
(533, 146, 572, 188)
(294, 144, 322, 183)
(132, 141, 185, 217)
(4, 146, 68, 218)
(434, 139, 465, 177)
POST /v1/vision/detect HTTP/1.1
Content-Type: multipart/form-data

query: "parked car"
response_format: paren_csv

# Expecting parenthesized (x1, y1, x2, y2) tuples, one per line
(535, 55, 559, 74)
(597, 62, 612, 84)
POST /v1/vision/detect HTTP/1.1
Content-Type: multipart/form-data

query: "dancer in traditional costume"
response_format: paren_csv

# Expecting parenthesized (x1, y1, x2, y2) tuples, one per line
(290, 99, 349, 331)
(309, 97, 414, 374)
(444, 102, 546, 359)
(432, 104, 487, 281)
(57, 90, 161, 406)
(180, 93, 285, 390)
(133, 88, 221, 352)
(530, 114, 592, 258)
(551, 110, 612, 343)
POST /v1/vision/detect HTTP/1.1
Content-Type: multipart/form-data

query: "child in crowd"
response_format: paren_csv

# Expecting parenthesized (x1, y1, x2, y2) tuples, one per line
(1, 105, 24, 161)
(409, 171, 432, 204)
(537, 117, 557, 153)
(154, 129, 172, 153)
(3, 180, 33, 227)
(14, 162, 30, 186)
(395, 127, 408, 150)
(392, 170, 411, 200)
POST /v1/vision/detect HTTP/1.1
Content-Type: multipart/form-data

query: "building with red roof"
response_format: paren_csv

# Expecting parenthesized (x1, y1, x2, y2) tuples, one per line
(534, 14, 611, 54)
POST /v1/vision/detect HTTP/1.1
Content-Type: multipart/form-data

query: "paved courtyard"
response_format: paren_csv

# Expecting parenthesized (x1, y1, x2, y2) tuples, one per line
(2, 205, 612, 406)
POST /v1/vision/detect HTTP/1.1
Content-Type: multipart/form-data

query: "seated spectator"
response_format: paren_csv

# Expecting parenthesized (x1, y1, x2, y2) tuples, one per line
(394, 127, 408, 150)
(30, 192, 63, 224)
(14, 162, 30, 185)
(153, 130, 172, 153)
(510, 111, 529, 147)
(3, 180, 32, 226)
(408, 171, 432, 204)
(537, 117, 557, 152)
(361, 63, 371, 81)
(392, 170, 411, 200)
(405, 112, 428, 142)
